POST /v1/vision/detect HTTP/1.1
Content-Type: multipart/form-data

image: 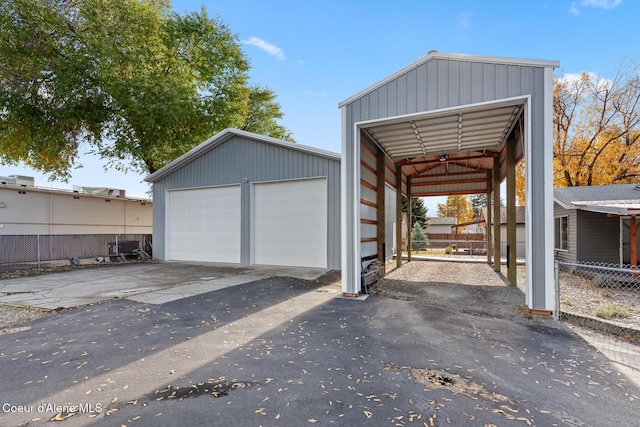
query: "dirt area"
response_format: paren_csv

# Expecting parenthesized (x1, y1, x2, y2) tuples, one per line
(0, 304, 51, 334)
(374, 259, 640, 336)
(373, 260, 531, 322)
(559, 270, 640, 330)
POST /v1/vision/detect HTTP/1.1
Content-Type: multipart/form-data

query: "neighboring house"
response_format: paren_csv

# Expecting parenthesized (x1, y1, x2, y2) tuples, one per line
(425, 217, 456, 234)
(480, 206, 526, 257)
(0, 176, 152, 235)
(145, 129, 345, 269)
(554, 184, 640, 265)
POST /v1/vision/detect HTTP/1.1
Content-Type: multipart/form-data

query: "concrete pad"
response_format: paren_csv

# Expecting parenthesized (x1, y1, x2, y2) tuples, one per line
(336, 293, 369, 301)
(0, 262, 328, 310)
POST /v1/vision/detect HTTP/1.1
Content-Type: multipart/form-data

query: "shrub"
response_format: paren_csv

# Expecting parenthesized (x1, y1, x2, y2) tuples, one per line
(411, 223, 428, 251)
(444, 246, 453, 255)
(595, 303, 630, 319)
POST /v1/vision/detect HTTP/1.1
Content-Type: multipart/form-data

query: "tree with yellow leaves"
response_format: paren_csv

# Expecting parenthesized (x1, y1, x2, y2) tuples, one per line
(516, 59, 640, 203)
(436, 195, 473, 228)
(554, 60, 640, 187)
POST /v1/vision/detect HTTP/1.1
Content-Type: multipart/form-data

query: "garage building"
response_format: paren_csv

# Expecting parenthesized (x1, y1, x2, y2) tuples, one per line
(340, 51, 559, 311)
(145, 129, 341, 269)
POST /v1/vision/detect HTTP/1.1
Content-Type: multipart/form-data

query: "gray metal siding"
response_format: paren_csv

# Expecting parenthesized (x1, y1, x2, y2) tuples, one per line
(576, 210, 619, 264)
(152, 135, 341, 269)
(352, 59, 541, 120)
(343, 56, 553, 306)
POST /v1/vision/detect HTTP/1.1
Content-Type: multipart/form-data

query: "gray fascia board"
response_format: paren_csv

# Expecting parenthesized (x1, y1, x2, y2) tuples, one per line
(338, 51, 560, 108)
(553, 196, 573, 210)
(145, 128, 340, 183)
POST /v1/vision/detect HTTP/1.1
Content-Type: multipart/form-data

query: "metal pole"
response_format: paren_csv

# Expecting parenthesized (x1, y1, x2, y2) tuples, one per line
(37, 234, 41, 269)
(115, 234, 119, 255)
(554, 260, 560, 321)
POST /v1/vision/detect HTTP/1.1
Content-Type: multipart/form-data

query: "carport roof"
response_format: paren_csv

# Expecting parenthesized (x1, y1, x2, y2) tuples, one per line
(340, 52, 559, 197)
(339, 51, 559, 108)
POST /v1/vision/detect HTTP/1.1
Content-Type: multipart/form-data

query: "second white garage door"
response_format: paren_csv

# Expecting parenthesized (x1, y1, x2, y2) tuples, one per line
(253, 178, 327, 268)
(168, 185, 241, 263)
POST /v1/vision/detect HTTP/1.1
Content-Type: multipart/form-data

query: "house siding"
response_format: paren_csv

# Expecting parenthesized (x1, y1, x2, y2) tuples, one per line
(151, 135, 341, 269)
(553, 202, 577, 263)
(576, 210, 619, 264)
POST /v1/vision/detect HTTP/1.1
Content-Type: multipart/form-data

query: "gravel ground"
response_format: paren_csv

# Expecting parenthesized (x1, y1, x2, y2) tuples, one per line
(559, 270, 640, 330)
(376, 259, 638, 332)
(374, 260, 533, 322)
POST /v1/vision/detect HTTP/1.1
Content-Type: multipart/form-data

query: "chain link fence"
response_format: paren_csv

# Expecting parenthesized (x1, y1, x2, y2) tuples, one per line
(0, 234, 152, 273)
(555, 260, 640, 369)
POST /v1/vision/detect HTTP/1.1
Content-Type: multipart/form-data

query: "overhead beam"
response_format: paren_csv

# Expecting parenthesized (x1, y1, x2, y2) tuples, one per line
(411, 178, 488, 187)
(397, 153, 498, 166)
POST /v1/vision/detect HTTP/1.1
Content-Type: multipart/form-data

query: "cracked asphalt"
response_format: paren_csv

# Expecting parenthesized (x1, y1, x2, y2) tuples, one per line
(0, 266, 639, 426)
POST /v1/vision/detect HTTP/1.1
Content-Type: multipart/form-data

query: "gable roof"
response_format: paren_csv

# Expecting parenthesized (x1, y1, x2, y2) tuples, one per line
(428, 216, 456, 226)
(554, 184, 640, 215)
(145, 128, 340, 183)
(480, 206, 526, 225)
(339, 51, 559, 108)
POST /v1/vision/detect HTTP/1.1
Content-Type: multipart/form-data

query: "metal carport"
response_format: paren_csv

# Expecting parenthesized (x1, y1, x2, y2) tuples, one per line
(339, 51, 559, 311)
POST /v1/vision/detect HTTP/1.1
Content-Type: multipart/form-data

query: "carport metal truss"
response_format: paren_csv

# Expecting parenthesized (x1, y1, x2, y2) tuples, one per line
(364, 103, 522, 166)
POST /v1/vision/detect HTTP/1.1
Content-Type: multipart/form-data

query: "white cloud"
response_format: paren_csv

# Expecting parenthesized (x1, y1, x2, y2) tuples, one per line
(581, 0, 622, 9)
(569, 2, 580, 14)
(558, 72, 613, 92)
(456, 11, 472, 30)
(571, 0, 621, 14)
(243, 37, 285, 61)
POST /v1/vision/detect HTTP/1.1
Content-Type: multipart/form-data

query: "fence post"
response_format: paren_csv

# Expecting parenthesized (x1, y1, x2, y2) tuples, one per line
(554, 259, 560, 321)
(37, 234, 41, 269)
(115, 234, 119, 255)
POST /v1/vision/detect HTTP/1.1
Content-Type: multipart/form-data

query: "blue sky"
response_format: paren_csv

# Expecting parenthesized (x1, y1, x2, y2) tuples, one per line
(5, 0, 637, 212)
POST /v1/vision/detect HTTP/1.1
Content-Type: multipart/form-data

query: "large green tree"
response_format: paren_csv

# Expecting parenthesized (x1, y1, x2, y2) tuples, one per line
(0, 0, 292, 179)
(402, 196, 428, 229)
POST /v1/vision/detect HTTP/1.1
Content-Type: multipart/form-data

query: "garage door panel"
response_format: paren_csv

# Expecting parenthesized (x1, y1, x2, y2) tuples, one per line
(169, 186, 241, 263)
(254, 178, 327, 268)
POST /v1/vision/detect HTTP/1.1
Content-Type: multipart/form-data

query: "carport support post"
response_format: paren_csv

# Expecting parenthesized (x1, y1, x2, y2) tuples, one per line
(486, 170, 492, 265)
(376, 148, 386, 263)
(396, 165, 403, 268)
(406, 176, 412, 261)
(506, 139, 517, 286)
(493, 155, 501, 272)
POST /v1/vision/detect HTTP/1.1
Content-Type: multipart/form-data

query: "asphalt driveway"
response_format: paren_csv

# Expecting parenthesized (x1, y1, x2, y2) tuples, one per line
(0, 264, 639, 426)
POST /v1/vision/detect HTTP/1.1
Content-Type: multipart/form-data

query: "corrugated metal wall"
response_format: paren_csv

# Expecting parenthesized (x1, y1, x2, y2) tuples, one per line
(151, 135, 341, 269)
(342, 55, 553, 308)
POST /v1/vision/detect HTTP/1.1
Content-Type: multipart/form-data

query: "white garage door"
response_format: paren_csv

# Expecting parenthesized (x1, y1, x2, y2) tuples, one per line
(254, 178, 327, 268)
(168, 185, 241, 263)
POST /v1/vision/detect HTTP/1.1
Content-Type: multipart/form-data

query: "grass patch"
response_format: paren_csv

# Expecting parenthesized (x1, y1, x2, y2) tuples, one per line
(601, 291, 613, 298)
(595, 303, 630, 319)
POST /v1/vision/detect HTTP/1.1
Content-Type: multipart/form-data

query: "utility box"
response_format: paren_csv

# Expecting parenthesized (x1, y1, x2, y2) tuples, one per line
(108, 240, 139, 261)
